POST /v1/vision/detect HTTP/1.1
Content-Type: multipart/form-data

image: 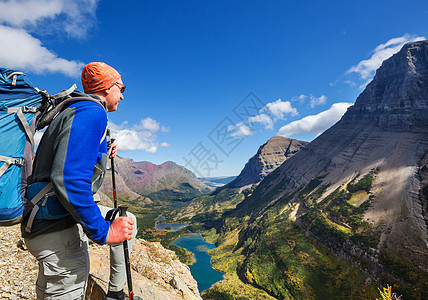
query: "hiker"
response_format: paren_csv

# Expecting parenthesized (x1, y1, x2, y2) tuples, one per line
(21, 62, 138, 300)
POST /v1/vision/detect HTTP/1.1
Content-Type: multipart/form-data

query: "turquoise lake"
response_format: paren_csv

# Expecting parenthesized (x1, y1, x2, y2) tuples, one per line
(155, 215, 166, 222)
(155, 223, 188, 232)
(172, 234, 224, 292)
(164, 202, 186, 207)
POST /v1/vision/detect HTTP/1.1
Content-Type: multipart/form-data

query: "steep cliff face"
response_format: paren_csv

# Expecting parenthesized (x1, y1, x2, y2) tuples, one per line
(225, 136, 308, 189)
(99, 157, 212, 203)
(232, 41, 428, 296)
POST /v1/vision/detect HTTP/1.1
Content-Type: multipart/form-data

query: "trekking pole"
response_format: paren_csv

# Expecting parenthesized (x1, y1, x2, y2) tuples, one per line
(109, 137, 118, 209)
(118, 205, 134, 300)
(108, 138, 134, 300)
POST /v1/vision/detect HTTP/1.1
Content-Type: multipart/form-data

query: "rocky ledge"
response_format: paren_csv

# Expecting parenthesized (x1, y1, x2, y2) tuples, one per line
(0, 225, 201, 300)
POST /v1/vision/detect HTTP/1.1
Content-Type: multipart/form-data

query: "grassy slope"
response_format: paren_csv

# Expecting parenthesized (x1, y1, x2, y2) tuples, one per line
(193, 171, 386, 299)
(199, 211, 378, 300)
(119, 168, 425, 299)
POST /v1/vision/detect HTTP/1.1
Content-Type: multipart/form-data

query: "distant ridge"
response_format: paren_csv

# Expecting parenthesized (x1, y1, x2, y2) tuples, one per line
(100, 157, 213, 203)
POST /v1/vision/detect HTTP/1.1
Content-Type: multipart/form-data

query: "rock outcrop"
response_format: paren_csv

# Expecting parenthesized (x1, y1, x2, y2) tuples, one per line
(86, 239, 201, 300)
(99, 158, 213, 204)
(224, 136, 308, 189)
(0, 225, 201, 300)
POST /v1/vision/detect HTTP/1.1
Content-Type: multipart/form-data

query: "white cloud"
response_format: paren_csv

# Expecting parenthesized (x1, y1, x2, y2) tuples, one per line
(108, 118, 169, 153)
(344, 80, 356, 87)
(292, 94, 308, 102)
(227, 98, 298, 137)
(310, 95, 327, 108)
(161, 125, 170, 133)
(0, 25, 84, 76)
(290, 94, 327, 107)
(0, 0, 100, 77)
(146, 144, 158, 154)
(228, 122, 254, 138)
(137, 117, 160, 132)
(278, 102, 353, 137)
(0, 0, 99, 38)
(347, 34, 426, 80)
(261, 99, 298, 119)
(248, 114, 274, 129)
(53, 0, 99, 39)
(109, 128, 152, 151)
(298, 94, 307, 102)
(0, 0, 62, 26)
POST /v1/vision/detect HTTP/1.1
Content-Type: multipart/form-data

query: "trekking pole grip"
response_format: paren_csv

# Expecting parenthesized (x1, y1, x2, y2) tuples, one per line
(118, 205, 128, 217)
(108, 138, 116, 157)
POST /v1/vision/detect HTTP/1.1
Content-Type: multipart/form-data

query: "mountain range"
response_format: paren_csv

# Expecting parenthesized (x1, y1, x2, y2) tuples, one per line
(171, 136, 307, 221)
(99, 157, 213, 204)
(99, 41, 427, 299)
(185, 41, 428, 299)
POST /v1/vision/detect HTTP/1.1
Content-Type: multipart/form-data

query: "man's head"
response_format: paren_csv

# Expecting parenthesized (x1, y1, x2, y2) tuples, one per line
(81, 62, 125, 112)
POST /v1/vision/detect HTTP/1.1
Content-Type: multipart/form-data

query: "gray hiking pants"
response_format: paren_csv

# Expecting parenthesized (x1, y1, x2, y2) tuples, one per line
(24, 205, 137, 300)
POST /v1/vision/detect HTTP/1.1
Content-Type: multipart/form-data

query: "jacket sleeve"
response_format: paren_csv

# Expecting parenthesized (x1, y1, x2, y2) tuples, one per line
(50, 102, 110, 244)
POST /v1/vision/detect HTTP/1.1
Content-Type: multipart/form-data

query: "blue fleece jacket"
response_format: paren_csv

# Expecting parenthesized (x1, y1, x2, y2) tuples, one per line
(22, 94, 111, 244)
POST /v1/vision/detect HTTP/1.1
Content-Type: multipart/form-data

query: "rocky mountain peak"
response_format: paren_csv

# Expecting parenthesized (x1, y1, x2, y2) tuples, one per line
(224, 136, 308, 189)
(160, 161, 177, 169)
(357, 41, 428, 106)
(346, 40, 428, 132)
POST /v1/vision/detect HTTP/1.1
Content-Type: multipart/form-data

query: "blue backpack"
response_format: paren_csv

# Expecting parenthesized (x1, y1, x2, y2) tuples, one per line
(0, 68, 80, 226)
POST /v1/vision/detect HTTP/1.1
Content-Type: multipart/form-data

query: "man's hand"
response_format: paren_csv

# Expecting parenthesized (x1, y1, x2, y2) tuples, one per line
(107, 216, 134, 244)
(110, 142, 118, 158)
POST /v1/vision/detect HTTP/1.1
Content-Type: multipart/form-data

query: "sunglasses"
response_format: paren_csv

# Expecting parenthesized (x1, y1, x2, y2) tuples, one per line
(114, 82, 126, 94)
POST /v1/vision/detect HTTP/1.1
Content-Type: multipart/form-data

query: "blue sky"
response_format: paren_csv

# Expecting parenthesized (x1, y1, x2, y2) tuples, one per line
(1, 0, 427, 177)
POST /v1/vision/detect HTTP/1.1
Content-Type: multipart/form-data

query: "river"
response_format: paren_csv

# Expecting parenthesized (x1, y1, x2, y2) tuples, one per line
(172, 234, 224, 292)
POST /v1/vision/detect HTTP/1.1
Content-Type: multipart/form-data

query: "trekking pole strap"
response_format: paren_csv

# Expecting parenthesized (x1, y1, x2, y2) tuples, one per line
(104, 207, 120, 222)
(0, 155, 24, 178)
(25, 182, 54, 233)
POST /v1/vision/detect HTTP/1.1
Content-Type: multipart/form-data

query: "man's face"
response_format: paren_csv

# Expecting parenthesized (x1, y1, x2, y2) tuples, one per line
(105, 79, 124, 112)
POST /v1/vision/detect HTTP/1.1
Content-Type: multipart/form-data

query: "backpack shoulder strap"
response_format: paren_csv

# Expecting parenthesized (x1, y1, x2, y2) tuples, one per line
(37, 95, 106, 130)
